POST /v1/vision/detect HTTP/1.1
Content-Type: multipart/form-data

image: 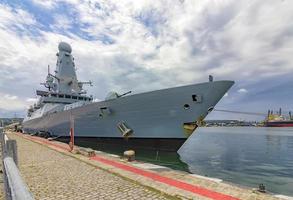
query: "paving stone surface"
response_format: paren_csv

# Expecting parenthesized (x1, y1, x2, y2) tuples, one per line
(8, 133, 172, 200)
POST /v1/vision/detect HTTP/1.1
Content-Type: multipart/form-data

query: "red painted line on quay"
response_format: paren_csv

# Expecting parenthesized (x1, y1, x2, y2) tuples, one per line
(15, 133, 70, 152)
(16, 133, 239, 200)
(90, 156, 239, 200)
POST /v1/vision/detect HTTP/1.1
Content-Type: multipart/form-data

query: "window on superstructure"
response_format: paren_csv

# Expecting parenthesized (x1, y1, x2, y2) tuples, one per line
(72, 96, 77, 99)
(65, 95, 71, 99)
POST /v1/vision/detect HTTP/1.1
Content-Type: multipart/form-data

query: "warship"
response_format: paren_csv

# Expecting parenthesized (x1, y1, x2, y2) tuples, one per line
(23, 42, 234, 152)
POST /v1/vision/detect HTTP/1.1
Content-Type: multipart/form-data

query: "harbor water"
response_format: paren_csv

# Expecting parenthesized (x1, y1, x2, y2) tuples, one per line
(179, 127, 293, 196)
(74, 127, 293, 196)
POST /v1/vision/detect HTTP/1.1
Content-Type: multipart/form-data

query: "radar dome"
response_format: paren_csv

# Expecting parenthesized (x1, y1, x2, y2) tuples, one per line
(58, 42, 72, 53)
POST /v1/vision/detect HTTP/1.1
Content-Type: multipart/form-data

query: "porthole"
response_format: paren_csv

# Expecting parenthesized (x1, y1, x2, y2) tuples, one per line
(183, 104, 190, 110)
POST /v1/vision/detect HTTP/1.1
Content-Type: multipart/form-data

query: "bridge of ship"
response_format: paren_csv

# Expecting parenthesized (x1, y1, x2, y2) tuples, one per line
(36, 90, 93, 104)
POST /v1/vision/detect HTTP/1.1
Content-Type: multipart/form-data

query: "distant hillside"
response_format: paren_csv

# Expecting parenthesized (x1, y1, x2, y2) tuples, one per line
(0, 118, 23, 126)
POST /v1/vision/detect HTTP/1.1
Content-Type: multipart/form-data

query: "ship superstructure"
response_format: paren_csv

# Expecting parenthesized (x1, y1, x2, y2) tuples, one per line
(265, 109, 293, 127)
(26, 42, 93, 121)
(23, 42, 234, 152)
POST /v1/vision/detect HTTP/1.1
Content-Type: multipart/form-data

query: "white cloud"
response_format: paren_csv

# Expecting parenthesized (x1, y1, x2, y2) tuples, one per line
(0, 4, 36, 29)
(30, 0, 57, 9)
(26, 98, 38, 102)
(0, 93, 27, 110)
(1, 0, 293, 117)
(50, 14, 73, 31)
(4, 94, 18, 100)
(237, 88, 248, 93)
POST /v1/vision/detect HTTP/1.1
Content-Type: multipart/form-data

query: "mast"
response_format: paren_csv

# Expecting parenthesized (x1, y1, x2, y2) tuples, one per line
(54, 42, 80, 94)
(40, 42, 92, 95)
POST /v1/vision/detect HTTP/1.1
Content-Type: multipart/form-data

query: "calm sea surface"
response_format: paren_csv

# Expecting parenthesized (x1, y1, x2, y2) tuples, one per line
(75, 127, 293, 196)
(179, 127, 293, 196)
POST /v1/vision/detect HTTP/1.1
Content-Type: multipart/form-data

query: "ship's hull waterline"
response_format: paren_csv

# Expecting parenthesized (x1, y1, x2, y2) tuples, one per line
(23, 80, 234, 152)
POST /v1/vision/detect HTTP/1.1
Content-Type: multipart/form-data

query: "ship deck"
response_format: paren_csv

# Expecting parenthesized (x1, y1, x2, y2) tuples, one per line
(2, 131, 290, 200)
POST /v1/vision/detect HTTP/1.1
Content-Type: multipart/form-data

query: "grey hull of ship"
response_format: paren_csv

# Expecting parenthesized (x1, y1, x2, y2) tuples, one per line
(22, 81, 233, 150)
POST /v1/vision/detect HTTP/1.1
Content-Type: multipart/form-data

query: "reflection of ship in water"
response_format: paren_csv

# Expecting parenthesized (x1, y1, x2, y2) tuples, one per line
(265, 108, 293, 127)
(57, 137, 190, 172)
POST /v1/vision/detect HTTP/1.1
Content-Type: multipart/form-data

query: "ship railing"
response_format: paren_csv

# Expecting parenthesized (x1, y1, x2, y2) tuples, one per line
(0, 127, 34, 200)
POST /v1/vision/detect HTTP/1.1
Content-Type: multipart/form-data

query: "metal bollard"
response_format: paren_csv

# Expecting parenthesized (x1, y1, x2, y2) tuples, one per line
(123, 150, 135, 162)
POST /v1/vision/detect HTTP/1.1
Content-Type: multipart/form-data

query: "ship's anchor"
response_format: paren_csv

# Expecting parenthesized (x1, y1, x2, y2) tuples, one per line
(117, 121, 133, 139)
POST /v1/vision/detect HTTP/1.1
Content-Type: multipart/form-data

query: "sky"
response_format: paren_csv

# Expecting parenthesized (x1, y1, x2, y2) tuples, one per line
(0, 0, 292, 120)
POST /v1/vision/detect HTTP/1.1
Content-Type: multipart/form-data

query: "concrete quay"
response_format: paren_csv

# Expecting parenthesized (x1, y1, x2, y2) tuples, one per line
(2, 131, 290, 200)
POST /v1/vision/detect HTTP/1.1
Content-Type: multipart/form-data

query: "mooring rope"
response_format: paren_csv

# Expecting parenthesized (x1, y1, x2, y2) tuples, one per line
(213, 109, 267, 116)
